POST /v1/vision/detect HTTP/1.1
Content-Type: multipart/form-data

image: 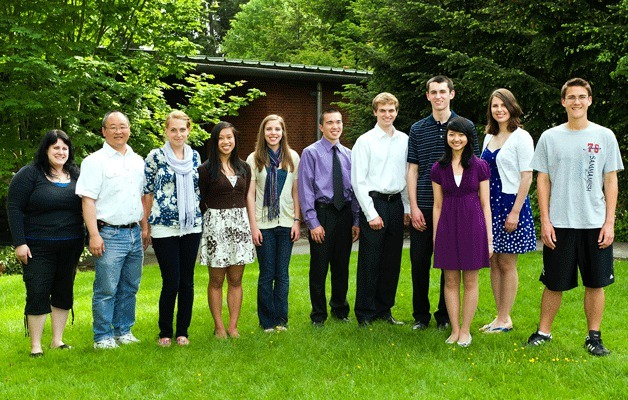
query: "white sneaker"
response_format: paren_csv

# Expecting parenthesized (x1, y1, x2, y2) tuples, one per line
(115, 333, 140, 345)
(94, 338, 119, 349)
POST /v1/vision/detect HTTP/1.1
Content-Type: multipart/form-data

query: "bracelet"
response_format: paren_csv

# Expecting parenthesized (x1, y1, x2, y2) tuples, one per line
(293, 218, 301, 222)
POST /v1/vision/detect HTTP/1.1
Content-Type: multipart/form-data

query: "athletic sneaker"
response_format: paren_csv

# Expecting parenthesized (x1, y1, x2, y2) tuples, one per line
(584, 336, 610, 356)
(526, 331, 552, 346)
(94, 337, 119, 349)
(115, 333, 141, 345)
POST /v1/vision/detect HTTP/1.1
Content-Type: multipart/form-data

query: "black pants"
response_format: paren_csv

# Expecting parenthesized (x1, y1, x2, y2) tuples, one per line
(410, 208, 448, 325)
(152, 232, 202, 338)
(354, 197, 404, 323)
(23, 238, 83, 315)
(308, 204, 353, 322)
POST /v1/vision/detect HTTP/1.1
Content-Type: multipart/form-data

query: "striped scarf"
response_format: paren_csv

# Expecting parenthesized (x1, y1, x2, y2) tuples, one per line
(263, 147, 281, 221)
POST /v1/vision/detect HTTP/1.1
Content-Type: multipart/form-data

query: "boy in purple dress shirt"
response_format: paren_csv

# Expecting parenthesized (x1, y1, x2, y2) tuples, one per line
(298, 109, 360, 326)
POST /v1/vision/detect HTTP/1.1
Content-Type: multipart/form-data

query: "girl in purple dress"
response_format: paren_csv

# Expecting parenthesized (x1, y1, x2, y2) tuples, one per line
(431, 117, 492, 347)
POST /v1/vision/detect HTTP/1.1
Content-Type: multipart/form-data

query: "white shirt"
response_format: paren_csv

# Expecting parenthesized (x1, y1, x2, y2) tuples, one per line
(76, 142, 145, 225)
(351, 124, 410, 221)
(482, 127, 534, 194)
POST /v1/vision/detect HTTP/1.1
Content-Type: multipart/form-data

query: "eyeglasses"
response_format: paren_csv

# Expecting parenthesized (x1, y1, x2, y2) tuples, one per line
(105, 125, 129, 131)
(565, 95, 589, 103)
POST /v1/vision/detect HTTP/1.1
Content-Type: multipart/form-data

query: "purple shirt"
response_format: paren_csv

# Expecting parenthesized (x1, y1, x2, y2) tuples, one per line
(298, 137, 360, 230)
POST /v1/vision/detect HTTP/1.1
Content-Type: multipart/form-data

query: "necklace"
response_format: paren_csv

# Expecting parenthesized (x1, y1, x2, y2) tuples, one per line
(47, 169, 70, 183)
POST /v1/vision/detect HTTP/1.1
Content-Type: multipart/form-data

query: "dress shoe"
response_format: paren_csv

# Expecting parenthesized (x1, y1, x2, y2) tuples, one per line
(358, 320, 372, 328)
(411, 321, 428, 330)
(383, 315, 404, 325)
(437, 321, 451, 331)
(312, 321, 325, 328)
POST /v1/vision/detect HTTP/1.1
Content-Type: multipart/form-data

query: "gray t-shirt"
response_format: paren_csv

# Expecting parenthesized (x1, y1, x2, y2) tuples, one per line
(530, 122, 624, 229)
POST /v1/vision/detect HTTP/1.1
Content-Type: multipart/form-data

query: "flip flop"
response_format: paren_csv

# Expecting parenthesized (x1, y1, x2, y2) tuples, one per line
(479, 323, 493, 332)
(486, 325, 513, 333)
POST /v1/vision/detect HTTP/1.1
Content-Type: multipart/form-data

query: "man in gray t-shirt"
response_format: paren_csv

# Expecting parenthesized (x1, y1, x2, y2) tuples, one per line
(526, 78, 623, 356)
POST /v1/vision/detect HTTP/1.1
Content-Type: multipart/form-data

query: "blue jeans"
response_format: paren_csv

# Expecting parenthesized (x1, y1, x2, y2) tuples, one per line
(256, 227, 293, 329)
(92, 225, 143, 342)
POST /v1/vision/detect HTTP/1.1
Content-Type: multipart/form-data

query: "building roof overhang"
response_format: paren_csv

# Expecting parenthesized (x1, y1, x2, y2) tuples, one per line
(186, 56, 371, 84)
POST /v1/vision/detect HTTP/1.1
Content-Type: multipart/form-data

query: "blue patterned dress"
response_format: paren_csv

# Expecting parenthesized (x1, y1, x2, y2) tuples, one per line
(481, 148, 536, 254)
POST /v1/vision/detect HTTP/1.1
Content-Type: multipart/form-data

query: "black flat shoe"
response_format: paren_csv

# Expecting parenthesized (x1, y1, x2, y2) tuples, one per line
(52, 343, 72, 350)
(30, 352, 44, 358)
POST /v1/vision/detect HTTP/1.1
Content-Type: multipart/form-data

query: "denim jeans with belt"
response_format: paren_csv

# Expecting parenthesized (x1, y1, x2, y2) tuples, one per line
(92, 225, 143, 342)
(256, 227, 293, 329)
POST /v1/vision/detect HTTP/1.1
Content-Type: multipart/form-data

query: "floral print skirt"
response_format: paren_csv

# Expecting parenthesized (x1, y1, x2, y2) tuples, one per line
(200, 207, 255, 268)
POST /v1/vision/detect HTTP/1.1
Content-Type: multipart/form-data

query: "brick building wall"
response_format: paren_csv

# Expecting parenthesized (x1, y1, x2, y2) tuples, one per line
(203, 78, 349, 160)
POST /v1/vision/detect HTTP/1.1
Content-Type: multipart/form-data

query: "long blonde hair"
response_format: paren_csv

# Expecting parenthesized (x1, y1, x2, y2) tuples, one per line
(253, 114, 295, 173)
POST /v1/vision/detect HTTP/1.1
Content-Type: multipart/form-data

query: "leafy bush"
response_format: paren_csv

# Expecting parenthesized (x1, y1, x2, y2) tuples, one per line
(0, 246, 21, 276)
(614, 208, 628, 242)
(0, 246, 91, 275)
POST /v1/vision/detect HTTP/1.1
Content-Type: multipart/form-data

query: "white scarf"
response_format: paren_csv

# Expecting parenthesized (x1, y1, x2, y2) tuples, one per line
(163, 141, 196, 233)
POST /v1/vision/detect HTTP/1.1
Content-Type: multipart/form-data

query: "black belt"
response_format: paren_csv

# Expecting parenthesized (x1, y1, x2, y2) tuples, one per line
(97, 220, 139, 230)
(369, 191, 401, 202)
(315, 201, 350, 210)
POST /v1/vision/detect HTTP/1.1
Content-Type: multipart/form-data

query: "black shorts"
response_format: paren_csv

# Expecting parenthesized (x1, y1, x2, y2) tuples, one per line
(22, 238, 84, 315)
(541, 228, 614, 291)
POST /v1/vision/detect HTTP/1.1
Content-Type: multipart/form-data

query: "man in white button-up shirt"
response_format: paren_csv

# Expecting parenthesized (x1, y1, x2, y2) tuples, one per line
(76, 110, 146, 349)
(351, 92, 409, 326)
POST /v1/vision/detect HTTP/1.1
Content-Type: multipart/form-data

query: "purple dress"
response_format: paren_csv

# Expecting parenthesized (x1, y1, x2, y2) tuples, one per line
(430, 156, 491, 271)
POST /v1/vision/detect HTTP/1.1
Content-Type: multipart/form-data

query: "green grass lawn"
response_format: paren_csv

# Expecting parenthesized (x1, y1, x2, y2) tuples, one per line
(0, 250, 626, 399)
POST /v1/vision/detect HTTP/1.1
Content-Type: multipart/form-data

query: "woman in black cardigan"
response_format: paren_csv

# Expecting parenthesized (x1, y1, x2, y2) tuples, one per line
(7, 130, 84, 357)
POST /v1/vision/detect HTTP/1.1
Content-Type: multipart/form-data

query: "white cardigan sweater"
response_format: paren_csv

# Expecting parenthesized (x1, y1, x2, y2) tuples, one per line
(482, 127, 534, 194)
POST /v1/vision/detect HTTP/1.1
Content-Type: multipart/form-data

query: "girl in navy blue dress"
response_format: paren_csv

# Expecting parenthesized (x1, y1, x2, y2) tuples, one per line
(480, 89, 536, 334)
(431, 117, 492, 347)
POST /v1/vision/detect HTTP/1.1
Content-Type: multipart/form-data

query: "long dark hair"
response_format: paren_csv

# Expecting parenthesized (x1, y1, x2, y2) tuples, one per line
(34, 129, 79, 180)
(485, 88, 522, 135)
(205, 121, 248, 181)
(438, 117, 476, 169)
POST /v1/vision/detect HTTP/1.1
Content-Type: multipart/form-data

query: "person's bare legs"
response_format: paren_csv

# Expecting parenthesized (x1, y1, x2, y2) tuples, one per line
(538, 288, 562, 333)
(50, 306, 70, 348)
(486, 256, 501, 329)
(459, 270, 479, 344)
(27, 314, 47, 354)
(443, 270, 461, 343)
(584, 287, 604, 331)
(208, 267, 228, 338)
(495, 253, 517, 327)
(226, 265, 245, 338)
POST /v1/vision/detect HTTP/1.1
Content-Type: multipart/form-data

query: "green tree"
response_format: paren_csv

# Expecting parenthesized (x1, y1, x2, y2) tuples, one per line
(222, 0, 363, 68)
(339, 0, 627, 235)
(341, 0, 626, 139)
(0, 0, 263, 198)
(190, 0, 251, 54)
